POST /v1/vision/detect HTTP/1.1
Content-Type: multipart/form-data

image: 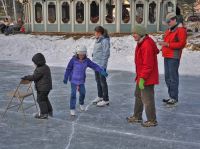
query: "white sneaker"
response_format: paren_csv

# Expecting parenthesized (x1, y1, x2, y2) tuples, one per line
(92, 97, 103, 104)
(97, 100, 109, 107)
(70, 110, 76, 116)
(79, 105, 85, 111)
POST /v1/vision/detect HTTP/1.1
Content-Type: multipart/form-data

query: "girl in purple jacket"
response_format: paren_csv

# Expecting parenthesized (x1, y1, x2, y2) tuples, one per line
(63, 46, 108, 116)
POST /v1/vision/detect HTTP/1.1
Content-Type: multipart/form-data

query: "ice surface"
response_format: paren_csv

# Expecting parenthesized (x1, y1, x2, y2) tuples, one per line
(0, 61, 200, 149)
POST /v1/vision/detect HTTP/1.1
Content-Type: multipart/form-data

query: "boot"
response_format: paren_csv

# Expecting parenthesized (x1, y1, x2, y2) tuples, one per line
(34, 113, 48, 119)
(142, 120, 158, 127)
(126, 115, 142, 123)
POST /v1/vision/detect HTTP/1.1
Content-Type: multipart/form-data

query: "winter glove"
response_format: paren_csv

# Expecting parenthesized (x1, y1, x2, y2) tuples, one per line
(63, 79, 68, 84)
(21, 76, 28, 80)
(100, 70, 108, 77)
(139, 78, 145, 90)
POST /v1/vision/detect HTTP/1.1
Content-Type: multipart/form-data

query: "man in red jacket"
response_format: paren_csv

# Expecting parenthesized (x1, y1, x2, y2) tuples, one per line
(127, 25, 159, 127)
(159, 12, 187, 105)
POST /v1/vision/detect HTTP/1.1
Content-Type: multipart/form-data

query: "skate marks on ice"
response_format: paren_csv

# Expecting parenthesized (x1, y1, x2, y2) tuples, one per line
(1, 61, 200, 149)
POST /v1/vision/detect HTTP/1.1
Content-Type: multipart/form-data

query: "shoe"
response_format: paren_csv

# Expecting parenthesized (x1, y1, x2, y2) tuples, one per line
(79, 105, 85, 111)
(92, 97, 103, 104)
(162, 98, 170, 103)
(166, 99, 178, 105)
(97, 100, 109, 107)
(126, 115, 142, 123)
(48, 111, 53, 117)
(34, 113, 48, 119)
(70, 110, 76, 116)
(142, 120, 158, 127)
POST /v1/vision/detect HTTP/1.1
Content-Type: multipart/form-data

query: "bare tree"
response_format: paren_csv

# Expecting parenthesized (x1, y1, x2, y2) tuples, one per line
(178, 0, 200, 17)
(195, 0, 200, 12)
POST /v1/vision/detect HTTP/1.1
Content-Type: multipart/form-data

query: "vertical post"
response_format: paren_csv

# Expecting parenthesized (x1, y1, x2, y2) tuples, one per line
(86, 0, 89, 32)
(57, 0, 61, 32)
(1, 0, 8, 16)
(116, 0, 120, 33)
(157, 0, 161, 32)
(131, 0, 135, 31)
(100, 0, 104, 26)
(44, 1, 47, 32)
(173, 0, 177, 13)
(144, 0, 148, 28)
(71, 0, 74, 32)
(30, 0, 34, 32)
(13, 0, 17, 21)
(28, 2, 31, 28)
(24, 4, 27, 30)
(26, 3, 29, 32)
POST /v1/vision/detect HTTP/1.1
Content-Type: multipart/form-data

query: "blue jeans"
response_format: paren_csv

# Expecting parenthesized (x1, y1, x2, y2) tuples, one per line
(164, 58, 180, 101)
(70, 83, 86, 110)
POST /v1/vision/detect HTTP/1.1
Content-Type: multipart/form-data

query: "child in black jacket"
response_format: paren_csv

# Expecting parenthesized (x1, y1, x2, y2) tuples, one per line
(22, 53, 53, 119)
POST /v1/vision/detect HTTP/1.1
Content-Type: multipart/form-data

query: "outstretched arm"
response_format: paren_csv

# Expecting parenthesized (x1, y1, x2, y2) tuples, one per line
(22, 69, 43, 81)
(87, 58, 108, 77)
(87, 58, 103, 72)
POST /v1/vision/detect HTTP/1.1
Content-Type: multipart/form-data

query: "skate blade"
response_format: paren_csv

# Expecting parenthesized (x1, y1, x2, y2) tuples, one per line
(165, 103, 177, 108)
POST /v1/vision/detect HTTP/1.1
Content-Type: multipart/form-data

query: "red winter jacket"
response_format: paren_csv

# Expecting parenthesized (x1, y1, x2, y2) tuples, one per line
(162, 24, 187, 59)
(135, 35, 159, 85)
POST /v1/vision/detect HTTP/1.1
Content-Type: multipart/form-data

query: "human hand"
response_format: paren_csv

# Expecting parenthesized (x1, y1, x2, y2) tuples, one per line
(63, 79, 68, 84)
(100, 70, 108, 77)
(158, 41, 169, 47)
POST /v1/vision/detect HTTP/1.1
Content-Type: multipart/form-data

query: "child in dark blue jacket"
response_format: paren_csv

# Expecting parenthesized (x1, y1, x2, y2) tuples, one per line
(63, 46, 108, 116)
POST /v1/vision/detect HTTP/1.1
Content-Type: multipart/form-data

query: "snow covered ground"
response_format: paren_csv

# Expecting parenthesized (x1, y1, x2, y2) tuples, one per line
(0, 34, 199, 76)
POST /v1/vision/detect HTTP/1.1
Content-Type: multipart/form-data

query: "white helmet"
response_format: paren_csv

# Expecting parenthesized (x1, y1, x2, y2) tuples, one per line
(76, 46, 87, 55)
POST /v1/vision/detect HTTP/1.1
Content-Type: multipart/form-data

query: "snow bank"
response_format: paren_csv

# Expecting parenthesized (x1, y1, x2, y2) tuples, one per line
(0, 34, 199, 76)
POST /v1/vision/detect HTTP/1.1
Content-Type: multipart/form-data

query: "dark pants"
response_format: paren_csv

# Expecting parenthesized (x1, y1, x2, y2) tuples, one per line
(70, 83, 86, 109)
(134, 85, 156, 121)
(164, 58, 180, 101)
(95, 71, 109, 101)
(37, 91, 53, 115)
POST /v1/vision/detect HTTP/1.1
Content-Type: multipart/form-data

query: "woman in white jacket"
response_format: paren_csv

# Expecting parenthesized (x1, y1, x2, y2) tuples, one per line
(92, 26, 110, 107)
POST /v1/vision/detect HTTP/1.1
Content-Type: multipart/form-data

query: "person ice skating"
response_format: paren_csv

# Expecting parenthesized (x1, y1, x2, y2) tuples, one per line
(92, 26, 110, 107)
(127, 26, 159, 127)
(21, 53, 53, 119)
(63, 46, 108, 116)
(158, 12, 187, 105)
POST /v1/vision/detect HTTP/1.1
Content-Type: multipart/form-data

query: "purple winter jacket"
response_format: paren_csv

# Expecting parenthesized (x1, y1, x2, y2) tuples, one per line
(64, 56, 103, 85)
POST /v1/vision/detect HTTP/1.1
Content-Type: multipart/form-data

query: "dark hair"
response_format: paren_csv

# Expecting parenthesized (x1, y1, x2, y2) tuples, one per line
(94, 26, 104, 35)
(103, 28, 109, 38)
(75, 54, 87, 60)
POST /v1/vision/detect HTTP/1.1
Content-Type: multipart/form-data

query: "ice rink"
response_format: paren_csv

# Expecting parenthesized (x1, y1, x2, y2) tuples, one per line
(0, 61, 200, 149)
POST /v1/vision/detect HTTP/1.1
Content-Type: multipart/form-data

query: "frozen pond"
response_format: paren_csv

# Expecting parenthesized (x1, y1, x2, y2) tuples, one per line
(0, 61, 200, 149)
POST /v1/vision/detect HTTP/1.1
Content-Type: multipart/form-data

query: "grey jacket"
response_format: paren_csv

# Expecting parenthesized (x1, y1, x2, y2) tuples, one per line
(92, 36, 110, 69)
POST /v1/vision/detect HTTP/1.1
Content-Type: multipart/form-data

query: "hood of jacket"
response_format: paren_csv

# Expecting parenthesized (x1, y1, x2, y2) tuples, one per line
(138, 35, 159, 55)
(32, 53, 46, 67)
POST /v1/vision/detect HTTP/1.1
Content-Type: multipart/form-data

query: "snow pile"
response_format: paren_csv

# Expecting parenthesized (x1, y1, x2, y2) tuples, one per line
(0, 34, 199, 76)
